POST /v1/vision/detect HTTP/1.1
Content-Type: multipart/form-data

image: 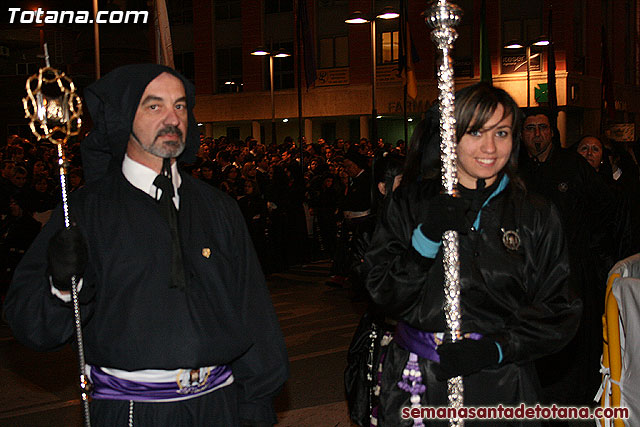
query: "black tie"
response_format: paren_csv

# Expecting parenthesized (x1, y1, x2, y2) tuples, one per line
(153, 171, 186, 290)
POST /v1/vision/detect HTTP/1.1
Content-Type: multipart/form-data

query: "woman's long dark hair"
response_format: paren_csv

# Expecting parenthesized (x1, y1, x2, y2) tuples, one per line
(403, 82, 524, 190)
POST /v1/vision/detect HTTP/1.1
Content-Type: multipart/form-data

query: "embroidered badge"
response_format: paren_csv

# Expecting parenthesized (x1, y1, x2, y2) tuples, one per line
(202, 248, 211, 258)
(557, 182, 569, 192)
(501, 228, 521, 251)
(433, 332, 445, 346)
(176, 368, 211, 395)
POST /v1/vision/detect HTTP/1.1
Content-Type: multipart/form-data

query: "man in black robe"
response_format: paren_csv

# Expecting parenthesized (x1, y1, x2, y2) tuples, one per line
(519, 107, 616, 409)
(3, 64, 288, 426)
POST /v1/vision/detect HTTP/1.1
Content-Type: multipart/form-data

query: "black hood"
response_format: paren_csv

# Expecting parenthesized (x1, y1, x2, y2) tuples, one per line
(81, 64, 198, 182)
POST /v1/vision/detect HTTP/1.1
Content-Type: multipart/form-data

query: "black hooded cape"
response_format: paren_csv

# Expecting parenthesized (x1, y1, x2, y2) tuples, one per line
(4, 64, 288, 425)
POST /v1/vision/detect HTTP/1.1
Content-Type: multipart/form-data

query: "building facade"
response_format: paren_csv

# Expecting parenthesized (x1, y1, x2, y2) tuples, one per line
(190, 0, 640, 147)
(0, 0, 638, 147)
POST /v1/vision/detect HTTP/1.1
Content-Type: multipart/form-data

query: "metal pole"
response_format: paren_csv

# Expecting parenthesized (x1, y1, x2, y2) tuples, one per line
(93, 0, 100, 79)
(296, 2, 304, 174)
(270, 54, 276, 144)
(403, 84, 408, 146)
(24, 49, 92, 427)
(526, 45, 531, 107)
(371, 16, 377, 145)
(426, 1, 463, 426)
(57, 144, 92, 427)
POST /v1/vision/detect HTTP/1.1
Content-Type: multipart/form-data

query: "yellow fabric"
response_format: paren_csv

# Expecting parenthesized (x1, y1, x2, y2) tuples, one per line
(601, 272, 624, 427)
(401, 21, 417, 100)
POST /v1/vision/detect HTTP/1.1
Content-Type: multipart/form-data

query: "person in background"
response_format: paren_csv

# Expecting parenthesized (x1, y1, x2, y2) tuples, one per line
(0, 160, 16, 216)
(327, 150, 373, 291)
(519, 108, 618, 409)
(237, 179, 269, 270)
(219, 165, 242, 199)
(345, 151, 404, 426)
(198, 160, 217, 187)
(574, 134, 640, 262)
(10, 165, 28, 193)
(0, 194, 41, 300)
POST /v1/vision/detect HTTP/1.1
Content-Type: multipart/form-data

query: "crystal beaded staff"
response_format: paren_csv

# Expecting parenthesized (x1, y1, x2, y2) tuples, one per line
(425, 2, 464, 426)
(22, 44, 91, 427)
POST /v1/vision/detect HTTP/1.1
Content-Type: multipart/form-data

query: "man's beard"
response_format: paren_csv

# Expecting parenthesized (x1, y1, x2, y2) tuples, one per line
(529, 137, 549, 156)
(145, 126, 186, 158)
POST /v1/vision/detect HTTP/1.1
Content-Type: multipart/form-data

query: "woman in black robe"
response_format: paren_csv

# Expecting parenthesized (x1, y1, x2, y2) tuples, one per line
(364, 83, 581, 426)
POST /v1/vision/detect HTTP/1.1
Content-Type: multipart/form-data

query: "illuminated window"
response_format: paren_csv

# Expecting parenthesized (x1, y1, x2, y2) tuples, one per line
(500, 0, 543, 74)
(380, 31, 399, 64)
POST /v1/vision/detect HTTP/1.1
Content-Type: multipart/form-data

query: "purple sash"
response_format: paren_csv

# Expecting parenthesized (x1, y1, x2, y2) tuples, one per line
(394, 321, 483, 362)
(90, 365, 233, 401)
(394, 322, 483, 427)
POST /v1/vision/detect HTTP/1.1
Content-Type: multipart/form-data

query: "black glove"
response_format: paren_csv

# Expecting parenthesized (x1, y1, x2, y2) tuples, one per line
(47, 226, 88, 291)
(419, 194, 470, 241)
(434, 338, 500, 381)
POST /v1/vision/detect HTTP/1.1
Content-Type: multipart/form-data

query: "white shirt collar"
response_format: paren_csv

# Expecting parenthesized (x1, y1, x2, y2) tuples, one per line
(122, 154, 181, 207)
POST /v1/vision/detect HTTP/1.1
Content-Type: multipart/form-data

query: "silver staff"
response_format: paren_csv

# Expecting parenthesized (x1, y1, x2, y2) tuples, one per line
(22, 44, 91, 427)
(425, 1, 464, 426)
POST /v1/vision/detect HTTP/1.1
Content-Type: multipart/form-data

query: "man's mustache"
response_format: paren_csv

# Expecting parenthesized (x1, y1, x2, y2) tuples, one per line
(155, 126, 183, 140)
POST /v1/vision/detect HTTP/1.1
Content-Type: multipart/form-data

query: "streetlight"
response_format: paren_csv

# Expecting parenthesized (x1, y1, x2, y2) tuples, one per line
(504, 36, 550, 107)
(345, 4, 399, 144)
(251, 47, 291, 144)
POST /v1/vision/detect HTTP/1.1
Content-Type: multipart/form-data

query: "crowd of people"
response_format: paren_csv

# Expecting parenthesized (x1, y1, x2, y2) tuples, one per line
(2, 71, 640, 426)
(0, 125, 407, 293)
(178, 134, 406, 276)
(0, 139, 82, 293)
(2, 110, 638, 291)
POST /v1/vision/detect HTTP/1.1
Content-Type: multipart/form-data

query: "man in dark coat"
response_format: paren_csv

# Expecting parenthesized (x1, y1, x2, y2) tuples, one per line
(328, 149, 374, 294)
(3, 64, 288, 426)
(519, 107, 617, 409)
